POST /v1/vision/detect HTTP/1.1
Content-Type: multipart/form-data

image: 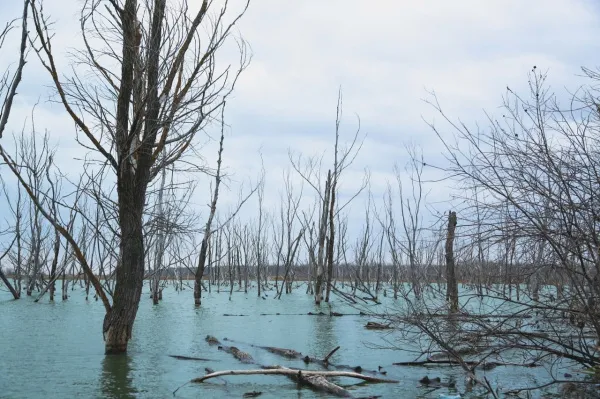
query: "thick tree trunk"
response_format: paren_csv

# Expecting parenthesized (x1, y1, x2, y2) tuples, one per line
(445, 211, 458, 313)
(152, 278, 160, 305)
(103, 198, 145, 354)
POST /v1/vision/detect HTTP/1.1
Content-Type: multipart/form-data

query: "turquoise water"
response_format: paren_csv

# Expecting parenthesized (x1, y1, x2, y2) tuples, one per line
(0, 283, 551, 398)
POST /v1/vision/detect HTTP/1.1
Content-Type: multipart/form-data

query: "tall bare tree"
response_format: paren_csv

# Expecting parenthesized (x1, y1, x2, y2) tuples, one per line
(0, 0, 30, 297)
(0, 0, 250, 353)
(291, 90, 366, 304)
(445, 210, 458, 312)
(0, 0, 29, 139)
(385, 67, 600, 393)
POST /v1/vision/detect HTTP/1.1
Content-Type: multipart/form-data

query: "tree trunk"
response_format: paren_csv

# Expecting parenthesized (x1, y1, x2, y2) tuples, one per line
(0, 267, 20, 299)
(445, 211, 458, 313)
(49, 229, 60, 301)
(325, 176, 336, 302)
(103, 197, 145, 354)
(194, 240, 208, 306)
(315, 171, 331, 304)
(61, 268, 68, 300)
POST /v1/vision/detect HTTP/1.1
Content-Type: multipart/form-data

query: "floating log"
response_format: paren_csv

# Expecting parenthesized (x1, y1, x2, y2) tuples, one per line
(206, 335, 220, 345)
(365, 322, 392, 330)
(206, 336, 253, 363)
(266, 346, 303, 358)
(228, 346, 254, 363)
(255, 312, 362, 316)
(203, 338, 393, 397)
(191, 367, 399, 398)
(168, 354, 213, 361)
(394, 359, 538, 369)
(418, 375, 456, 388)
(223, 338, 378, 374)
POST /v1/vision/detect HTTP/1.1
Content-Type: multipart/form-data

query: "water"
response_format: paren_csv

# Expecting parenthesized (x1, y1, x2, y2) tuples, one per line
(0, 283, 550, 398)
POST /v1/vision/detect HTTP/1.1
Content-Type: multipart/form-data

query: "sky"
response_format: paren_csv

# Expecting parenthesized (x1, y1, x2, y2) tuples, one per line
(1, 0, 600, 250)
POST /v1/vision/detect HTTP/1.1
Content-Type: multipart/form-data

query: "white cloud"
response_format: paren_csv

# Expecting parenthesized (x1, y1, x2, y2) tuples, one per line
(1, 0, 599, 244)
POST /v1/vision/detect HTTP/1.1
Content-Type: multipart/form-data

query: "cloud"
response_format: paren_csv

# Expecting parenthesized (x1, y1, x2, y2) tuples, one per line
(1, 0, 599, 244)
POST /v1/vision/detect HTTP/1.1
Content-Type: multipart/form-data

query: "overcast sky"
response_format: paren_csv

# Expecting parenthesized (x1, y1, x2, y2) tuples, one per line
(1, 0, 600, 241)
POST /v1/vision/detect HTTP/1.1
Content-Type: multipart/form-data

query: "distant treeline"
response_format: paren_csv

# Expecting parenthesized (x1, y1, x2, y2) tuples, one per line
(2, 261, 564, 285)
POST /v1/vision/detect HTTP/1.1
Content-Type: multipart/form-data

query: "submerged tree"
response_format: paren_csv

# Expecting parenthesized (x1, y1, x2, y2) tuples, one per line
(383, 68, 600, 394)
(291, 90, 366, 304)
(0, 0, 30, 299)
(1, 0, 250, 354)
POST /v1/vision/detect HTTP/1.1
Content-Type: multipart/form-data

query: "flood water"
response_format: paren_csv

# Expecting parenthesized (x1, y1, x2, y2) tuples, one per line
(1, 283, 552, 398)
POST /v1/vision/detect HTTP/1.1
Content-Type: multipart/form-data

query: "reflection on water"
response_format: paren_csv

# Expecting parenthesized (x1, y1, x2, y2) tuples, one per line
(101, 355, 137, 399)
(309, 311, 338, 359)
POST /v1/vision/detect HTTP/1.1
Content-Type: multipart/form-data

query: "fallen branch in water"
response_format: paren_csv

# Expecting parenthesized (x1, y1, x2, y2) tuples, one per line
(222, 338, 376, 374)
(323, 346, 340, 363)
(202, 337, 395, 397)
(365, 322, 392, 330)
(169, 355, 213, 361)
(393, 359, 538, 369)
(191, 367, 399, 389)
(206, 335, 254, 363)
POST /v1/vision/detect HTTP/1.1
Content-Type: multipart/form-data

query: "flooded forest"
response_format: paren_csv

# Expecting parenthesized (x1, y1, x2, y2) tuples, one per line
(0, 0, 599, 398)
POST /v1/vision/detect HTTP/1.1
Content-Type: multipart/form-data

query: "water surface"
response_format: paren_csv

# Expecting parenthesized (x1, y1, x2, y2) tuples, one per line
(0, 284, 550, 398)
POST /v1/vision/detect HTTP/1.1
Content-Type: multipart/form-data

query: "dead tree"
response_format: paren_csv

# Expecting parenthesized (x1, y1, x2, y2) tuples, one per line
(255, 172, 266, 296)
(273, 169, 304, 298)
(0, 234, 20, 299)
(394, 146, 428, 299)
(291, 90, 365, 304)
(402, 66, 600, 389)
(445, 210, 458, 313)
(0, 0, 29, 139)
(3, 0, 251, 353)
(194, 106, 225, 306)
(0, 0, 30, 298)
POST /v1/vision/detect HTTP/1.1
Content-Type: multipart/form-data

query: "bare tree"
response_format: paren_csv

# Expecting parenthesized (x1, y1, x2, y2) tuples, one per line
(382, 67, 600, 394)
(2, 0, 251, 353)
(0, 232, 20, 299)
(0, 0, 29, 139)
(445, 210, 458, 312)
(291, 90, 366, 304)
(393, 146, 429, 299)
(194, 105, 225, 306)
(273, 169, 304, 299)
(0, 0, 30, 299)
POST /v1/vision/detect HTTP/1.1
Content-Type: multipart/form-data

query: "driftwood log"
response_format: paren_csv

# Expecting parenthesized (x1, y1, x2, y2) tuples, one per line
(222, 338, 378, 374)
(191, 367, 398, 398)
(203, 336, 396, 397)
(168, 354, 213, 361)
(365, 322, 392, 330)
(206, 335, 254, 363)
(393, 359, 538, 369)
